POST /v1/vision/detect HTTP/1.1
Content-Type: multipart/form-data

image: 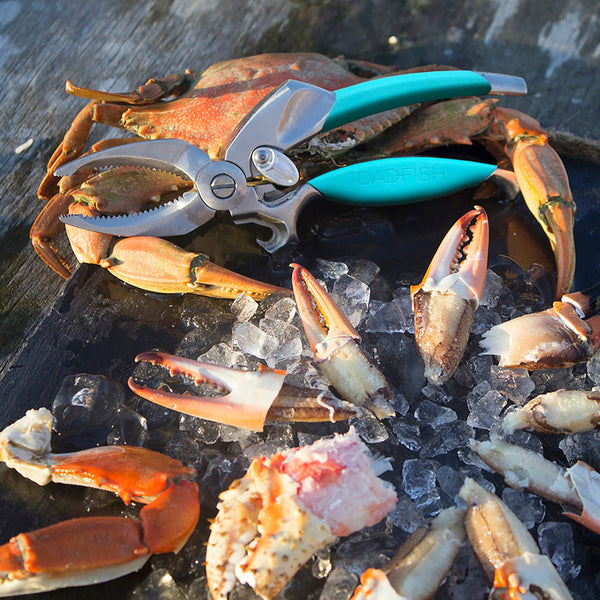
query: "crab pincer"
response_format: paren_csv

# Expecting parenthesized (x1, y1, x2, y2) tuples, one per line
(0, 408, 199, 596)
(412, 206, 489, 385)
(460, 477, 574, 600)
(290, 263, 395, 419)
(351, 507, 466, 600)
(472, 438, 600, 536)
(129, 351, 357, 431)
(480, 288, 600, 370)
(205, 428, 398, 600)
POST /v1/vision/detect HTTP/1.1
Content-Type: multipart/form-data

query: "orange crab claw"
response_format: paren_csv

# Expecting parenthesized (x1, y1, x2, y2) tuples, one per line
(480, 299, 600, 370)
(411, 206, 489, 385)
(129, 352, 356, 431)
(290, 263, 394, 419)
(100, 236, 288, 299)
(0, 409, 200, 596)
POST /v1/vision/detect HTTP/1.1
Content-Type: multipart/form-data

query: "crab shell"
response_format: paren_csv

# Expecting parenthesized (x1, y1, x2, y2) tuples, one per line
(205, 428, 397, 600)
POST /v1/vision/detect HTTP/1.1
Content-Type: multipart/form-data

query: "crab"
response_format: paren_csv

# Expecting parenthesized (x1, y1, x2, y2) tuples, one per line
(33, 53, 575, 299)
(351, 506, 466, 600)
(412, 205, 489, 385)
(290, 262, 395, 419)
(459, 477, 574, 600)
(127, 351, 358, 431)
(205, 428, 397, 600)
(0, 408, 200, 596)
(480, 284, 600, 370)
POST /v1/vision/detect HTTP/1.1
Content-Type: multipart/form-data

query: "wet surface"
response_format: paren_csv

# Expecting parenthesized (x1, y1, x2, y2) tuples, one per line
(0, 152, 599, 599)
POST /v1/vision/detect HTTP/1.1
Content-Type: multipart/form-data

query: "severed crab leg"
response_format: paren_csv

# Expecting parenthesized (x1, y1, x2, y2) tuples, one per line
(0, 408, 199, 596)
(205, 428, 397, 600)
(480, 295, 600, 370)
(351, 506, 466, 600)
(459, 477, 573, 600)
(411, 206, 489, 385)
(472, 438, 600, 536)
(129, 351, 357, 431)
(503, 389, 600, 434)
(290, 263, 394, 419)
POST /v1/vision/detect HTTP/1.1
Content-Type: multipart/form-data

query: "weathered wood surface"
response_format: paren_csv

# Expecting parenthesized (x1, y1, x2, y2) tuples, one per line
(1, 0, 600, 378)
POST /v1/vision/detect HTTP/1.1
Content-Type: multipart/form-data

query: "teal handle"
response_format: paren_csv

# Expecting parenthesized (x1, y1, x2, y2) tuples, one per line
(322, 71, 492, 132)
(308, 157, 496, 206)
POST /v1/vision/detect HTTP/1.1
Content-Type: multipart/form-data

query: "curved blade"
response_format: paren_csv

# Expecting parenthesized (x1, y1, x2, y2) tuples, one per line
(60, 191, 215, 236)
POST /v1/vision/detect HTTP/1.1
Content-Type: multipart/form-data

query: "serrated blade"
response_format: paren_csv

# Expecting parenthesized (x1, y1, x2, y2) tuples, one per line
(60, 191, 215, 236)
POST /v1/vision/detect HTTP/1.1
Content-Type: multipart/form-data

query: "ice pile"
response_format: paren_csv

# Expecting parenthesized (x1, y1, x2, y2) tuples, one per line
(53, 260, 597, 600)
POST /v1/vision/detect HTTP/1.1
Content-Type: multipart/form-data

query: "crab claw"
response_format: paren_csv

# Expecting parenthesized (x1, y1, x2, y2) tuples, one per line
(411, 206, 489, 385)
(0, 408, 199, 596)
(472, 438, 600, 537)
(205, 428, 397, 600)
(459, 477, 574, 600)
(351, 507, 466, 600)
(503, 389, 600, 434)
(480, 299, 600, 370)
(290, 263, 394, 419)
(100, 236, 288, 299)
(129, 352, 357, 431)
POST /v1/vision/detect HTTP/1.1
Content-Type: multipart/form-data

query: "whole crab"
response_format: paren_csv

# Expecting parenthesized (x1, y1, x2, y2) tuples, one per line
(33, 52, 575, 299)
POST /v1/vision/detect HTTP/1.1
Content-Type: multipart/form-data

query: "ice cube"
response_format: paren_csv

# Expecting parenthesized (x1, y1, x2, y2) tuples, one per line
(466, 389, 506, 431)
(128, 568, 186, 600)
(391, 287, 415, 334)
(388, 494, 427, 532)
(231, 293, 258, 322)
(414, 399, 457, 428)
(391, 421, 421, 452)
(501, 487, 545, 529)
(331, 274, 370, 327)
(365, 300, 404, 333)
(179, 414, 220, 445)
(402, 458, 439, 499)
(348, 258, 380, 284)
(419, 421, 474, 458)
(232, 321, 278, 359)
(350, 410, 389, 444)
(264, 296, 297, 324)
(471, 305, 501, 335)
(490, 365, 535, 406)
(537, 521, 581, 582)
(479, 269, 505, 308)
(198, 342, 249, 369)
(316, 258, 349, 280)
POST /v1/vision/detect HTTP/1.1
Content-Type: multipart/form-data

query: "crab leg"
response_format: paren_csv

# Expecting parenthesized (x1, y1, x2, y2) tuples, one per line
(290, 263, 394, 419)
(480, 298, 600, 370)
(472, 438, 600, 536)
(129, 351, 356, 431)
(351, 507, 466, 600)
(206, 428, 397, 600)
(459, 477, 573, 600)
(503, 389, 600, 434)
(411, 206, 489, 385)
(0, 408, 200, 596)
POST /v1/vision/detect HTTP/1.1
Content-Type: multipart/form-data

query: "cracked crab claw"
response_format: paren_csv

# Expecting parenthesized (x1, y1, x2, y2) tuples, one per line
(480, 299, 600, 370)
(129, 351, 357, 431)
(459, 477, 573, 600)
(290, 263, 394, 419)
(351, 507, 466, 600)
(411, 206, 489, 385)
(0, 408, 199, 596)
(503, 389, 600, 434)
(472, 438, 600, 536)
(205, 428, 397, 600)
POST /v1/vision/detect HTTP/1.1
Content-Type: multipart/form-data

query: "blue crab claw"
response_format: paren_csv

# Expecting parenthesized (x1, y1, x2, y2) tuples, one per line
(129, 352, 357, 431)
(472, 438, 600, 538)
(290, 263, 395, 419)
(459, 477, 574, 600)
(480, 299, 600, 370)
(351, 507, 466, 600)
(411, 206, 489, 385)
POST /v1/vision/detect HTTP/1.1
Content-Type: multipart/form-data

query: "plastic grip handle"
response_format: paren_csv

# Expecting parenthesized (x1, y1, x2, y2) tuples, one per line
(308, 157, 497, 206)
(322, 71, 491, 132)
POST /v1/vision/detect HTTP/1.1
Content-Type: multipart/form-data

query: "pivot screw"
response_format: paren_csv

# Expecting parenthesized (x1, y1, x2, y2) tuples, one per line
(210, 174, 236, 199)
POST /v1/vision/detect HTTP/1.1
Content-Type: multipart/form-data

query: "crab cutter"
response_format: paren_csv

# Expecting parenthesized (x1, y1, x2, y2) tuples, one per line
(58, 69, 526, 251)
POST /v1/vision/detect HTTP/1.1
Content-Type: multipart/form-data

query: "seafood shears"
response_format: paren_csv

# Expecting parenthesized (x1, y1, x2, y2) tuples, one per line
(58, 69, 526, 251)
